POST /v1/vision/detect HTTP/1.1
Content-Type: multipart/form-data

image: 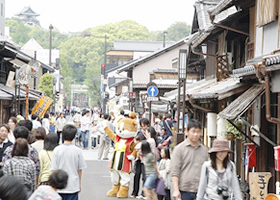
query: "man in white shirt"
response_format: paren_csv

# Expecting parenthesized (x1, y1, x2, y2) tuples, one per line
(55, 113, 66, 144)
(80, 110, 91, 149)
(31, 114, 41, 130)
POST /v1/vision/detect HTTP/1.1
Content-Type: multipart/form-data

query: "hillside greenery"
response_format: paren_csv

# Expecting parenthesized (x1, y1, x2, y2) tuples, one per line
(6, 18, 191, 107)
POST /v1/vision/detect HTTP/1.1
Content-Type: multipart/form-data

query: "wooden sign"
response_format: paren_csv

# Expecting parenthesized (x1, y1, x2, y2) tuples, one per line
(249, 172, 271, 200)
(31, 95, 53, 118)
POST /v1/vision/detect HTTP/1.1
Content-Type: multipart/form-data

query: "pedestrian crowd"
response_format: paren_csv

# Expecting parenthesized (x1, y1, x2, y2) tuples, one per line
(0, 111, 86, 200)
(0, 107, 243, 200)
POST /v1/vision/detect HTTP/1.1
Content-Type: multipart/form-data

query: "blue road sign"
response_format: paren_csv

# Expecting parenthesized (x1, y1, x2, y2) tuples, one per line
(147, 86, 159, 97)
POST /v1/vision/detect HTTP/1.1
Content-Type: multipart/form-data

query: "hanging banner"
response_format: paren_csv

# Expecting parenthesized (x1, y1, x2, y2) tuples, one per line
(31, 95, 53, 118)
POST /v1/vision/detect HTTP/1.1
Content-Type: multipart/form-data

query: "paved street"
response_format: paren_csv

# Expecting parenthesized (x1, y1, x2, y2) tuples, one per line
(78, 148, 138, 200)
(66, 115, 138, 200)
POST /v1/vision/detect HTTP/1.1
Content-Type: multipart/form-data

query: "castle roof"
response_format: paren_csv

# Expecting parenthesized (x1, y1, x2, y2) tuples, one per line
(15, 6, 40, 17)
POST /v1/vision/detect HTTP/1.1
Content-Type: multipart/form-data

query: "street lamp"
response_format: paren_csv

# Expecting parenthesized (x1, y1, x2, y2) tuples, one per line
(163, 31, 168, 48)
(176, 49, 188, 144)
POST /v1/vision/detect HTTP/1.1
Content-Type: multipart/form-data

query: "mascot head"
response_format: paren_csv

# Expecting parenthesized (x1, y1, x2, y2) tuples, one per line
(116, 118, 137, 138)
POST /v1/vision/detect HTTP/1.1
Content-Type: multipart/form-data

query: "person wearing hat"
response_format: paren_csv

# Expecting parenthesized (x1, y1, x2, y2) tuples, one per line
(171, 119, 208, 200)
(196, 139, 242, 200)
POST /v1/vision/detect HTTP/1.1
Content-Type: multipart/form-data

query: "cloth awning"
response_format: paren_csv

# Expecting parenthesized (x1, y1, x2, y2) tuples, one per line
(218, 84, 265, 120)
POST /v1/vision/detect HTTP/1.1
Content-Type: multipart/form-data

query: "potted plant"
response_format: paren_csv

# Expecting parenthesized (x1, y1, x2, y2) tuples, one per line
(225, 119, 245, 140)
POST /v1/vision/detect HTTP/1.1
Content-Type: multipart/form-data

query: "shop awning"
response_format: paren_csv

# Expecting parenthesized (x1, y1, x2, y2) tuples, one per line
(0, 90, 13, 100)
(218, 84, 265, 120)
(0, 84, 41, 100)
(189, 77, 249, 100)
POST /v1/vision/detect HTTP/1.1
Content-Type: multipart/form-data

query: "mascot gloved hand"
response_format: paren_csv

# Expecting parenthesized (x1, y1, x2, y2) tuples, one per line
(103, 115, 137, 198)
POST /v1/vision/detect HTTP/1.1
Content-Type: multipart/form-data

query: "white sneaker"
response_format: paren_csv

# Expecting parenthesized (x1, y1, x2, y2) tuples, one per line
(136, 195, 144, 199)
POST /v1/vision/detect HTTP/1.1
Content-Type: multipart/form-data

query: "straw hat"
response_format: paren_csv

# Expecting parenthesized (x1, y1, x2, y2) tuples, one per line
(208, 139, 233, 153)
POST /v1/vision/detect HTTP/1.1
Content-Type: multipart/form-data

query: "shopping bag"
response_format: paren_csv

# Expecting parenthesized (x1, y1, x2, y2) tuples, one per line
(155, 178, 166, 196)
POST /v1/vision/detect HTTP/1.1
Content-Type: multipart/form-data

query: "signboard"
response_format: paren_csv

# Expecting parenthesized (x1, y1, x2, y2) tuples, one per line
(31, 95, 53, 118)
(147, 86, 159, 97)
(128, 92, 136, 98)
(249, 172, 271, 200)
(147, 97, 159, 101)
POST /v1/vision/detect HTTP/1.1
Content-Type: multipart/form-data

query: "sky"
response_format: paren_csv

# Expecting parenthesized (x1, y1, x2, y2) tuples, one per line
(6, 0, 196, 33)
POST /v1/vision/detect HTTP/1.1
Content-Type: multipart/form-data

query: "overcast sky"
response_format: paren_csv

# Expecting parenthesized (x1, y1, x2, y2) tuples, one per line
(6, 0, 196, 33)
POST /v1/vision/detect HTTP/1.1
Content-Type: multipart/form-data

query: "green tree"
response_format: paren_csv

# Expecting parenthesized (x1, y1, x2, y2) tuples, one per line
(166, 22, 191, 41)
(5, 17, 31, 46)
(6, 18, 69, 49)
(39, 73, 53, 98)
(59, 20, 150, 106)
(60, 58, 74, 105)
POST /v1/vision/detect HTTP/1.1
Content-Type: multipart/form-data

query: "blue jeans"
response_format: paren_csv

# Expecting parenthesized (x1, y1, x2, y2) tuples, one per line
(81, 130, 89, 148)
(59, 192, 78, 200)
(180, 191, 196, 200)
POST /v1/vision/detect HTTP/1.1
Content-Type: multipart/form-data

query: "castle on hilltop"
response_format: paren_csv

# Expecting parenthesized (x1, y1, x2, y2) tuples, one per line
(15, 6, 41, 27)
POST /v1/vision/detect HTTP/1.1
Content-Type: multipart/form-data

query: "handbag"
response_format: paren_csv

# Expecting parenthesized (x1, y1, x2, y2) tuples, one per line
(155, 178, 166, 196)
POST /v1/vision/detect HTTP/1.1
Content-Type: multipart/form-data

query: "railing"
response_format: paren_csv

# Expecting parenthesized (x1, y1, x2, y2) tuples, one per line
(247, 42, 254, 61)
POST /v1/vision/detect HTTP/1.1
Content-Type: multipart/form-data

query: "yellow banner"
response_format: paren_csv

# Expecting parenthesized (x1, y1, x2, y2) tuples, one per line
(31, 95, 53, 118)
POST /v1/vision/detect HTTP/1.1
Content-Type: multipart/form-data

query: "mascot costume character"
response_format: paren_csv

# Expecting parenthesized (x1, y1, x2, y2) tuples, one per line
(102, 115, 137, 198)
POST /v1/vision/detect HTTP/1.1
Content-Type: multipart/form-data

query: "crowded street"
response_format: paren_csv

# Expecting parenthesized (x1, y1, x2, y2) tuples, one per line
(2, 0, 280, 200)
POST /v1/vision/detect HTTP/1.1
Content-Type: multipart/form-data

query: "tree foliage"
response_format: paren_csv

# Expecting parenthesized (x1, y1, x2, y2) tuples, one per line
(166, 22, 191, 41)
(59, 20, 150, 106)
(6, 17, 192, 107)
(5, 17, 68, 48)
(39, 73, 53, 98)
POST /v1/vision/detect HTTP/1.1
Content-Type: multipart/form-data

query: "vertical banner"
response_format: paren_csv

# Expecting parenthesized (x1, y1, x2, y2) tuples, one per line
(31, 95, 53, 118)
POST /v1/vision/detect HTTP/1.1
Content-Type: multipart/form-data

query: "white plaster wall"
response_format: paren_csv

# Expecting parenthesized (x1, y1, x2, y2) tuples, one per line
(263, 21, 278, 55)
(106, 71, 127, 99)
(133, 51, 152, 59)
(132, 43, 189, 84)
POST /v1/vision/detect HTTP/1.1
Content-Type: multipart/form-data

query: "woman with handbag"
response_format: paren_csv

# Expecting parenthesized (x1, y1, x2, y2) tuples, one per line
(38, 133, 58, 185)
(3, 138, 36, 198)
(142, 140, 161, 200)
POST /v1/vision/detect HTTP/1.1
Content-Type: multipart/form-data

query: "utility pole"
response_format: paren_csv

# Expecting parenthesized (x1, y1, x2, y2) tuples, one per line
(102, 35, 109, 113)
(49, 24, 53, 66)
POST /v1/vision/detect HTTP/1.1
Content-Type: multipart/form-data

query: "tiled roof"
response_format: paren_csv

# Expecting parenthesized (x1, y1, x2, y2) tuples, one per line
(150, 68, 178, 74)
(16, 6, 40, 16)
(208, 0, 233, 19)
(117, 33, 200, 73)
(194, 0, 221, 31)
(110, 40, 175, 52)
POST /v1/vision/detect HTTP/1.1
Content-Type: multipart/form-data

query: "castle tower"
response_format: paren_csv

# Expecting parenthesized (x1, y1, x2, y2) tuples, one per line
(15, 6, 41, 27)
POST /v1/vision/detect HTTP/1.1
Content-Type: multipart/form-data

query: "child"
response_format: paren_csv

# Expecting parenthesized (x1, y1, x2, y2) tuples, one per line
(158, 147, 171, 200)
(131, 135, 143, 198)
(51, 124, 87, 200)
(141, 140, 161, 200)
(28, 169, 68, 200)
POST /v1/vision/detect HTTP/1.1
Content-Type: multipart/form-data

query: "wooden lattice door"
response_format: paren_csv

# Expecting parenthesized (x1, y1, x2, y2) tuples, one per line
(216, 54, 230, 81)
